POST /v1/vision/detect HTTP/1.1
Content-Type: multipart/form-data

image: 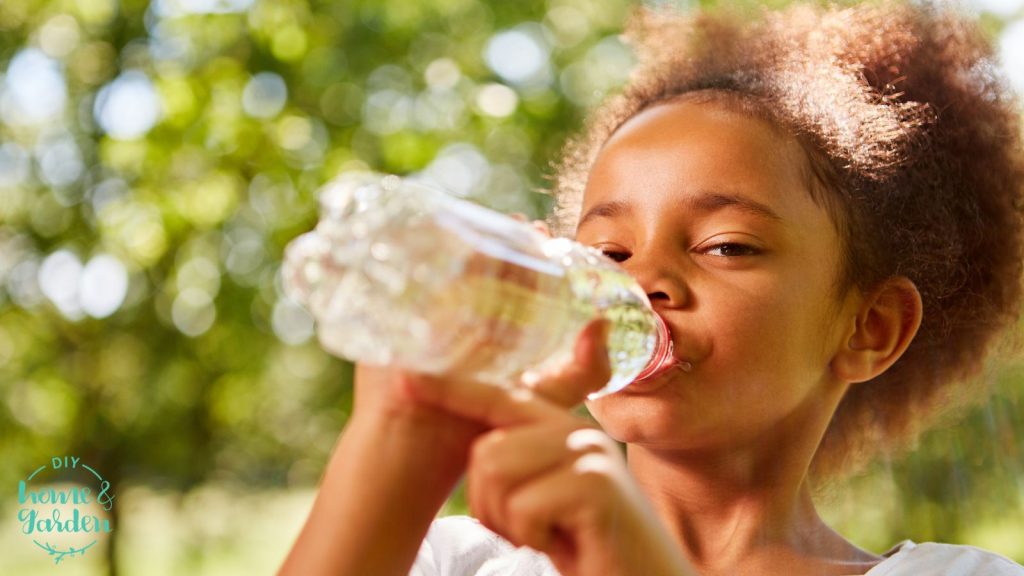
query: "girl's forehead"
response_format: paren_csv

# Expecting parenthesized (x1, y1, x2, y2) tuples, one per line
(583, 100, 811, 217)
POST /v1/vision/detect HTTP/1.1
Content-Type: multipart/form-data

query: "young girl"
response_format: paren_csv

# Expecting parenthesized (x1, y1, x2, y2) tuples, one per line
(280, 2, 1024, 575)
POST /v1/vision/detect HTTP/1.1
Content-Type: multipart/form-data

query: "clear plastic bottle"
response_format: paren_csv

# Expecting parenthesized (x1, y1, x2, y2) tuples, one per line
(281, 172, 674, 398)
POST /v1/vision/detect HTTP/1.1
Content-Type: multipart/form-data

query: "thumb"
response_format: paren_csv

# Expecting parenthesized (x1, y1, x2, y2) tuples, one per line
(521, 318, 613, 408)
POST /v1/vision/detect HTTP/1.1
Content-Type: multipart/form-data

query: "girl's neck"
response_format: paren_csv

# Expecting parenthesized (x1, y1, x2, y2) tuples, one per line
(625, 384, 881, 574)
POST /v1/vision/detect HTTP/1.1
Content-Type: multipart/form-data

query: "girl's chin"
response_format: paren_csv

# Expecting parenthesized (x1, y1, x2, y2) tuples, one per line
(589, 403, 692, 443)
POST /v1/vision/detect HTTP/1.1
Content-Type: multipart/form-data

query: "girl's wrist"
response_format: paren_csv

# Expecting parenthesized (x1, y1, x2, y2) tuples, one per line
(345, 405, 484, 465)
(281, 399, 481, 576)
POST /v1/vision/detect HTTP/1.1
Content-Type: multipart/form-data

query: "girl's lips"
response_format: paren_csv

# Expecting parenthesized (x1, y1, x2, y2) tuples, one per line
(618, 311, 695, 394)
(624, 356, 692, 394)
(630, 311, 675, 380)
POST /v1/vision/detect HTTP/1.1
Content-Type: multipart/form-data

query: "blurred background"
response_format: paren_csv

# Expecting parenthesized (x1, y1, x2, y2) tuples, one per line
(0, 0, 1022, 574)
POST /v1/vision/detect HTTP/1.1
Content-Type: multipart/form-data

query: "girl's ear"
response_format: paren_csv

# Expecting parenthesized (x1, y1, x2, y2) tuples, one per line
(831, 276, 923, 384)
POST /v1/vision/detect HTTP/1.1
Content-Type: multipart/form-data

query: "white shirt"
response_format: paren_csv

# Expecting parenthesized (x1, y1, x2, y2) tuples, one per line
(410, 515, 1024, 576)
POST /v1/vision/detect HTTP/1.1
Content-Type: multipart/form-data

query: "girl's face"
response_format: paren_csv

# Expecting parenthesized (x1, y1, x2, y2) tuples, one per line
(581, 99, 861, 451)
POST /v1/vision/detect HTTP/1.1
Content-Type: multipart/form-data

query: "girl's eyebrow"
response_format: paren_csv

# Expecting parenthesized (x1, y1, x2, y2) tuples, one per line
(690, 191, 783, 222)
(577, 192, 782, 231)
(577, 200, 633, 229)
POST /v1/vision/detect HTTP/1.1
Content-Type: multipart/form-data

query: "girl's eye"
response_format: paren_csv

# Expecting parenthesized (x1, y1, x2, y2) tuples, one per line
(703, 242, 759, 257)
(597, 248, 630, 263)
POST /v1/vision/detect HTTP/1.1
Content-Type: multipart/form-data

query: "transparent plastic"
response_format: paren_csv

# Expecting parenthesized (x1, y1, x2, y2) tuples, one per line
(281, 172, 674, 398)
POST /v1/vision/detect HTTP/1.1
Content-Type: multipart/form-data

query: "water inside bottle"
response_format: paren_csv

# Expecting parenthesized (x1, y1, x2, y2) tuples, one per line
(435, 249, 663, 396)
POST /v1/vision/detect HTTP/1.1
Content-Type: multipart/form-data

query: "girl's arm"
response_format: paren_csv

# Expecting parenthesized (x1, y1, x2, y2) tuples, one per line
(279, 254, 613, 576)
(278, 364, 484, 576)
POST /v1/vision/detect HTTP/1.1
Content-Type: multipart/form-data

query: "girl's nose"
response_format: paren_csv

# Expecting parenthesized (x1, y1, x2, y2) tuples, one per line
(624, 252, 691, 310)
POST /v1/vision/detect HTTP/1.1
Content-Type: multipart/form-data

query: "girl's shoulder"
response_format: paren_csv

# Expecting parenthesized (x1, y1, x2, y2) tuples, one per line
(868, 540, 1024, 576)
(410, 515, 560, 576)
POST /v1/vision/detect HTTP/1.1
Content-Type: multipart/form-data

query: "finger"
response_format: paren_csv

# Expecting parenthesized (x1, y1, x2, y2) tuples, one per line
(522, 318, 613, 408)
(469, 426, 563, 534)
(530, 219, 552, 238)
(467, 424, 605, 534)
(510, 213, 552, 238)
(404, 370, 567, 428)
(501, 451, 626, 555)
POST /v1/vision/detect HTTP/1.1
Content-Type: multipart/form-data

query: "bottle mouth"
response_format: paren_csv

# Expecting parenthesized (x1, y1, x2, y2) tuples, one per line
(633, 312, 676, 382)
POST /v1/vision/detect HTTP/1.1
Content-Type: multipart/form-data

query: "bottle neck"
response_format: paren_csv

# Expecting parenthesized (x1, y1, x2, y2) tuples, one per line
(632, 312, 675, 381)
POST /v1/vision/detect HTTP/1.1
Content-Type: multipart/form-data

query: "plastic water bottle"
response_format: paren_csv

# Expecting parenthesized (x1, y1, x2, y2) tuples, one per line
(281, 172, 674, 398)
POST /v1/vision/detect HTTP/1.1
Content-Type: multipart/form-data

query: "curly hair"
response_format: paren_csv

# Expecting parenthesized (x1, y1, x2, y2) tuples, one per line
(545, 2, 1024, 480)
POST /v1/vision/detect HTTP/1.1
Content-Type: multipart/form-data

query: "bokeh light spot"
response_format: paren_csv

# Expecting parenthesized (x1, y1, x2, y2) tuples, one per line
(172, 287, 216, 337)
(242, 72, 287, 119)
(484, 25, 552, 87)
(152, 0, 255, 17)
(94, 71, 162, 140)
(560, 35, 635, 106)
(80, 254, 129, 318)
(475, 83, 518, 118)
(99, 200, 168, 267)
(362, 90, 413, 135)
(0, 143, 31, 188)
(68, 41, 117, 85)
(424, 58, 462, 91)
(272, 298, 314, 345)
(413, 90, 466, 132)
(544, 6, 591, 48)
(1, 48, 67, 126)
(225, 230, 266, 281)
(1000, 19, 1024, 94)
(158, 76, 199, 127)
(38, 249, 84, 320)
(7, 259, 44, 309)
(179, 171, 241, 227)
(275, 115, 313, 150)
(969, 0, 1024, 17)
(176, 257, 221, 298)
(417, 143, 491, 197)
(38, 14, 82, 58)
(271, 26, 308, 62)
(74, 0, 118, 26)
(35, 133, 84, 188)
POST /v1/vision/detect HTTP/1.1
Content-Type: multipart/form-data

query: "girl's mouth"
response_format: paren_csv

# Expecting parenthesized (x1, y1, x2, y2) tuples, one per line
(625, 356, 693, 393)
(621, 312, 695, 393)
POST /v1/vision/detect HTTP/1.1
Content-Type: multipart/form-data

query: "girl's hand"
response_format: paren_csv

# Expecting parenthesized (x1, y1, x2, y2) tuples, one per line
(352, 363, 488, 459)
(405, 320, 695, 576)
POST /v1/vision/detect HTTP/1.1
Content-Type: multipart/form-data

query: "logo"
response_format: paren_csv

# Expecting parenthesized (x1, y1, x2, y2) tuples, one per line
(17, 456, 115, 564)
